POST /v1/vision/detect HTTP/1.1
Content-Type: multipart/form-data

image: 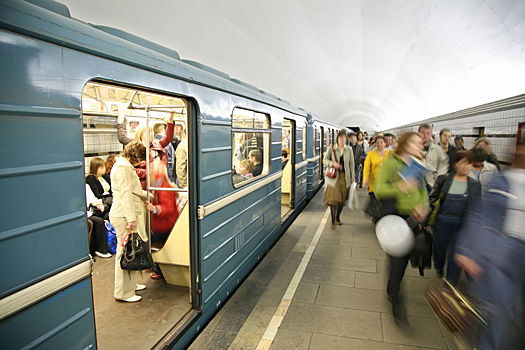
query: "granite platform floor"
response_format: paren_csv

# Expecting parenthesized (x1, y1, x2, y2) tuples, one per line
(189, 187, 459, 350)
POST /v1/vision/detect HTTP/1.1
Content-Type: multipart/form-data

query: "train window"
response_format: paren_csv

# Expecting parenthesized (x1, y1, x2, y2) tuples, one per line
(231, 108, 271, 187)
(313, 127, 319, 157)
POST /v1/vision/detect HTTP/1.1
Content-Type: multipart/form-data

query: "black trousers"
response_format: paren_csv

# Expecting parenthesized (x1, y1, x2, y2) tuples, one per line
(88, 215, 108, 255)
(387, 254, 410, 304)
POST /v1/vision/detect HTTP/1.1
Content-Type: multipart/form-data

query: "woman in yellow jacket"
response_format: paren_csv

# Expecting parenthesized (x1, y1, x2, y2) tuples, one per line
(363, 135, 389, 222)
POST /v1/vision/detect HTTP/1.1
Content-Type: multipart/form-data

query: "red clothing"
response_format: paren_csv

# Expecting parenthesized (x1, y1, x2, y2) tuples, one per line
(134, 122, 174, 189)
(150, 178, 179, 235)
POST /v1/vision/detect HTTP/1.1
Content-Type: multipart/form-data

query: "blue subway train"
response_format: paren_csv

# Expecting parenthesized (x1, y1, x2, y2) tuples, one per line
(0, 1, 342, 349)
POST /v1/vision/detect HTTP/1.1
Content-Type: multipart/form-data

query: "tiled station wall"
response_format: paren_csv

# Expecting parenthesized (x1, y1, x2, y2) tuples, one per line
(83, 115, 122, 175)
(384, 106, 525, 166)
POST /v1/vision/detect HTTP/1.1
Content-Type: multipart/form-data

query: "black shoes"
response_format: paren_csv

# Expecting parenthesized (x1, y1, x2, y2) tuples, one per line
(437, 269, 444, 278)
(389, 294, 411, 331)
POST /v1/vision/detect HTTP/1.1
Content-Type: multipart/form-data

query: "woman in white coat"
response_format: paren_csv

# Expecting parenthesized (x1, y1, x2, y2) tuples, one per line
(323, 130, 356, 228)
(109, 141, 148, 302)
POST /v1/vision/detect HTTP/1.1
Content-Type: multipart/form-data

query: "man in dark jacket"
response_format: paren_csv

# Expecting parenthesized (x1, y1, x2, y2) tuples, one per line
(439, 128, 458, 173)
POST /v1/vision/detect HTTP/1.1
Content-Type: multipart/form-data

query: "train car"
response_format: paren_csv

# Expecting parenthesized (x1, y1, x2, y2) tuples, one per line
(305, 113, 342, 200)
(0, 1, 340, 349)
(383, 94, 525, 169)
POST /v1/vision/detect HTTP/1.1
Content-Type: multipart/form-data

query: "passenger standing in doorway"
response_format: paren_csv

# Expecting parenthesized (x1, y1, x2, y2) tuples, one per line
(362, 135, 390, 222)
(109, 141, 148, 303)
(250, 149, 263, 177)
(175, 129, 188, 189)
(428, 151, 481, 284)
(375, 131, 429, 327)
(419, 123, 449, 193)
(438, 128, 458, 172)
(384, 133, 394, 150)
(153, 122, 175, 182)
(323, 129, 356, 228)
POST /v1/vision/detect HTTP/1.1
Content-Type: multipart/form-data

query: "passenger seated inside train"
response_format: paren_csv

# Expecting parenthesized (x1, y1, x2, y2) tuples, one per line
(233, 160, 254, 185)
(117, 111, 175, 189)
(85, 184, 111, 258)
(86, 157, 113, 220)
(281, 149, 289, 170)
(144, 161, 181, 280)
(105, 154, 118, 175)
(249, 149, 263, 177)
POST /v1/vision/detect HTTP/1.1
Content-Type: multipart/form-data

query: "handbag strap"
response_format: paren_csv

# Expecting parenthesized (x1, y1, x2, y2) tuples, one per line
(332, 148, 337, 164)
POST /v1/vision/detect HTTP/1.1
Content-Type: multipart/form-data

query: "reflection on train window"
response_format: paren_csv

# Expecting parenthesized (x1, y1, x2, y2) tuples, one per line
(313, 127, 319, 157)
(231, 108, 271, 188)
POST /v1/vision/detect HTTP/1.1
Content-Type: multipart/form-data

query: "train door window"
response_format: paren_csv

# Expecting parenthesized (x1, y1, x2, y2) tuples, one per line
(231, 108, 271, 187)
(281, 118, 295, 219)
(82, 82, 193, 350)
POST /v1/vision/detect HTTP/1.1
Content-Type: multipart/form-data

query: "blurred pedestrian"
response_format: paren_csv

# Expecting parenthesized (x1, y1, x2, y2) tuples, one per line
(473, 137, 501, 171)
(363, 135, 390, 222)
(419, 123, 449, 192)
(455, 143, 525, 350)
(375, 131, 429, 327)
(469, 147, 498, 195)
(428, 151, 481, 284)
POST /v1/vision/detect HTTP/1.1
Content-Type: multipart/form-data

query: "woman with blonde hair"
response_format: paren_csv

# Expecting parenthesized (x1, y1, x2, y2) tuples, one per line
(323, 129, 356, 228)
(109, 141, 148, 302)
(117, 112, 175, 188)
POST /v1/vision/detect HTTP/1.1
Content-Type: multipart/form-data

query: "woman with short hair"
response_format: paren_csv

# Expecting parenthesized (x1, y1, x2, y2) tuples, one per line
(428, 151, 481, 285)
(323, 129, 356, 228)
(109, 141, 148, 303)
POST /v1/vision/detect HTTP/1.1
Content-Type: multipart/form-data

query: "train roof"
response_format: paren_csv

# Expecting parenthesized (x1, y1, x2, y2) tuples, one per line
(306, 112, 340, 128)
(0, 0, 309, 117)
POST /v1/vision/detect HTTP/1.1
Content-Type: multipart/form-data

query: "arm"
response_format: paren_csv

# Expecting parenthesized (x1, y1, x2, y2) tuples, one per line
(117, 118, 134, 146)
(86, 176, 104, 199)
(362, 153, 372, 186)
(114, 167, 136, 223)
(428, 175, 445, 210)
(154, 191, 177, 218)
(348, 147, 355, 182)
(437, 150, 449, 176)
(374, 158, 400, 199)
(158, 120, 174, 148)
(176, 143, 188, 188)
(323, 146, 334, 167)
(85, 184, 102, 207)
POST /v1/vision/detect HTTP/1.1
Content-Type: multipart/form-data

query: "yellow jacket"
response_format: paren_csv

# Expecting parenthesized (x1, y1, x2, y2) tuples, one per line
(363, 149, 390, 192)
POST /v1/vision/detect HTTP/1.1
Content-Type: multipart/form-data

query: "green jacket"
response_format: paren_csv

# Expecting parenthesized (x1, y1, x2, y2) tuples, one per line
(375, 153, 429, 216)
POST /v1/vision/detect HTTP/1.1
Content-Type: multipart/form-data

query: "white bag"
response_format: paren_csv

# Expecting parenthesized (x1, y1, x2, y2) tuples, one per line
(346, 182, 360, 210)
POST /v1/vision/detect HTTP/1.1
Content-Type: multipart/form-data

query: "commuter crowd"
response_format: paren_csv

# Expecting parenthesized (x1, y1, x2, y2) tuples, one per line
(328, 124, 523, 350)
(85, 112, 188, 303)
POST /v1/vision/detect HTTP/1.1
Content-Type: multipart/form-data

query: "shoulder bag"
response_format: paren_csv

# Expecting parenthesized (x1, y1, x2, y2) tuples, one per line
(120, 232, 153, 272)
(325, 148, 338, 178)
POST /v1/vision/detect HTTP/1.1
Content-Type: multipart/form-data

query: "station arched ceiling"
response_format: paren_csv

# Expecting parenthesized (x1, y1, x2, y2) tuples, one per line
(62, 0, 525, 131)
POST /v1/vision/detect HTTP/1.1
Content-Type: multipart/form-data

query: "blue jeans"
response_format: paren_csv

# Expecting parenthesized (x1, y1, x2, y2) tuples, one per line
(434, 192, 468, 286)
(473, 235, 525, 350)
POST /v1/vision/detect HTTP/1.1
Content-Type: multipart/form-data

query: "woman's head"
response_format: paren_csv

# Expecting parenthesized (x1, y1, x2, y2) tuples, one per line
(473, 137, 491, 154)
(454, 151, 475, 176)
(134, 125, 154, 145)
(336, 129, 348, 147)
(282, 149, 288, 159)
(238, 160, 254, 175)
(394, 132, 423, 159)
(472, 147, 488, 167)
(356, 131, 363, 141)
(121, 141, 147, 166)
(105, 154, 117, 174)
(89, 157, 106, 177)
(375, 135, 386, 151)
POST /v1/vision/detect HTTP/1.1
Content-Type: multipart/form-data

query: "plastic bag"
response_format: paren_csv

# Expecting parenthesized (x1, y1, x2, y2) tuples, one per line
(104, 220, 117, 255)
(346, 182, 360, 210)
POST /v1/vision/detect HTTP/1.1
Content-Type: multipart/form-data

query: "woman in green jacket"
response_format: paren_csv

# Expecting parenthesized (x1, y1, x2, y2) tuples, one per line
(375, 131, 429, 327)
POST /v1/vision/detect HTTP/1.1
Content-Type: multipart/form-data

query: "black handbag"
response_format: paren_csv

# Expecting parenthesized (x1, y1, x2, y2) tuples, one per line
(120, 232, 153, 272)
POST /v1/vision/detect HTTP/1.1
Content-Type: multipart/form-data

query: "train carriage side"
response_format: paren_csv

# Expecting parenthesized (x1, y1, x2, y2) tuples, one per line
(306, 113, 321, 199)
(0, 1, 317, 349)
